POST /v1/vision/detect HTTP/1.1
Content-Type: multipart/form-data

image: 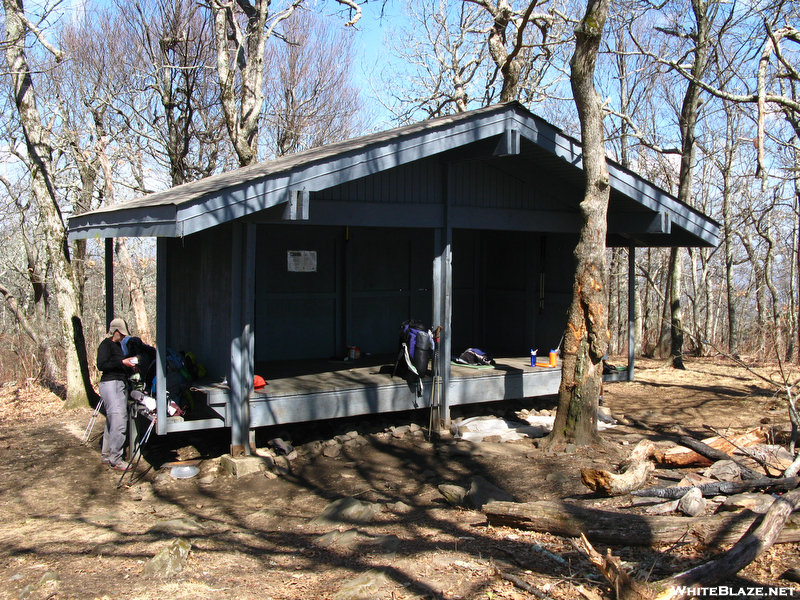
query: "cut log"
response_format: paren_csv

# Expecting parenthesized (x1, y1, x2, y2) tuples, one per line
(631, 476, 800, 499)
(483, 500, 800, 546)
(582, 440, 656, 496)
(582, 462, 655, 496)
(675, 436, 763, 480)
(657, 428, 765, 467)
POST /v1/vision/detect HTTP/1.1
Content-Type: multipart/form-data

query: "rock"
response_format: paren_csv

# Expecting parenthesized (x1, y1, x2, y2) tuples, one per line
(301, 440, 324, 457)
(323, 445, 341, 458)
(176, 445, 201, 461)
(644, 499, 680, 515)
(422, 469, 436, 479)
(703, 460, 742, 482)
(219, 454, 270, 478)
(564, 444, 577, 454)
(438, 484, 468, 506)
(409, 423, 422, 433)
(273, 455, 291, 475)
(333, 569, 389, 600)
(367, 534, 401, 554)
(467, 476, 514, 510)
(677, 487, 706, 517)
(314, 528, 359, 549)
(387, 501, 413, 514)
(148, 518, 206, 537)
(717, 492, 776, 514)
(142, 538, 191, 578)
(598, 406, 615, 423)
(311, 497, 381, 526)
(392, 425, 410, 438)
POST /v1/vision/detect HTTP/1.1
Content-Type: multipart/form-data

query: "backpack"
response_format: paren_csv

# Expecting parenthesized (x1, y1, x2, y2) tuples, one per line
(454, 348, 496, 366)
(393, 320, 434, 401)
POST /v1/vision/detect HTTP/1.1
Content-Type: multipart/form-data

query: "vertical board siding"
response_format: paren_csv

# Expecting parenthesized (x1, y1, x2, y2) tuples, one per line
(167, 226, 233, 380)
(318, 157, 442, 204)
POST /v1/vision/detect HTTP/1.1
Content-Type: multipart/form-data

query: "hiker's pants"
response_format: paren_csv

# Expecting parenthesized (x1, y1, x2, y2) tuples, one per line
(100, 380, 128, 466)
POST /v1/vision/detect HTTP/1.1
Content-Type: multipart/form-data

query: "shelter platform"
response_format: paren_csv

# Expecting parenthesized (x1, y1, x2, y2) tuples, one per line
(171, 355, 561, 433)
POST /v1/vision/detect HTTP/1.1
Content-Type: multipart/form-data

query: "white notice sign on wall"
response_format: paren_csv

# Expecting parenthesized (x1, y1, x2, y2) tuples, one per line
(287, 250, 317, 272)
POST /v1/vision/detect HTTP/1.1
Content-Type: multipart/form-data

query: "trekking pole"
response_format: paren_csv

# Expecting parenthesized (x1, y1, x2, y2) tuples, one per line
(428, 326, 442, 439)
(81, 398, 104, 445)
(117, 415, 156, 489)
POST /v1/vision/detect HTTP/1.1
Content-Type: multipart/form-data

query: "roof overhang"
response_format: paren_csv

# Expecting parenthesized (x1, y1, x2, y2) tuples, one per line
(67, 102, 719, 248)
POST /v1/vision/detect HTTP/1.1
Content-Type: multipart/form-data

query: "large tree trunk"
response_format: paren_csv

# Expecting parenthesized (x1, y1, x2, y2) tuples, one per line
(3, 0, 97, 408)
(544, 0, 610, 448)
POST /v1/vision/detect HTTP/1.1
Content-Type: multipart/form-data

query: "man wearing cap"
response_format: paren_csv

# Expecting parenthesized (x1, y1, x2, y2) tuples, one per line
(97, 318, 137, 471)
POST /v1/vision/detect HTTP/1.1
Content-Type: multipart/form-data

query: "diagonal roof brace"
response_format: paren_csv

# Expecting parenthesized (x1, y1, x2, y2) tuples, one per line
(283, 188, 309, 221)
(494, 127, 521, 156)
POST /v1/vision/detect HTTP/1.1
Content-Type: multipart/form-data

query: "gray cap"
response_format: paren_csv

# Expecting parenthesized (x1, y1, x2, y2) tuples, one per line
(108, 318, 130, 337)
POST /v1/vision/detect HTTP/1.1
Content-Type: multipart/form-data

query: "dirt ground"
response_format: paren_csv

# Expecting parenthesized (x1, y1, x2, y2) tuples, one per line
(0, 357, 798, 600)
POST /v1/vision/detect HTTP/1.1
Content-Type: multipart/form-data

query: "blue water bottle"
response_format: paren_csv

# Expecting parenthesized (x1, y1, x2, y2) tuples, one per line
(530, 349, 537, 367)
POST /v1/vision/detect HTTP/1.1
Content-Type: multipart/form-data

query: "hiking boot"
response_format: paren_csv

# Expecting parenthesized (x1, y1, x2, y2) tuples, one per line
(110, 461, 133, 472)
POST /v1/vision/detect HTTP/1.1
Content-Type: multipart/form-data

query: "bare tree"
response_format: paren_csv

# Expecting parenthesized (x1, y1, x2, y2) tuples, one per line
(375, 0, 490, 121)
(2, 0, 97, 407)
(465, 0, 557, 102)
(208, 0, 302, 167)
(263, 10, 366, 157)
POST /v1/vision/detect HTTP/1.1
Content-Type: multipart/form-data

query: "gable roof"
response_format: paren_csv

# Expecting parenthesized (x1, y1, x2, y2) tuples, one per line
(67, 102, 719, 247)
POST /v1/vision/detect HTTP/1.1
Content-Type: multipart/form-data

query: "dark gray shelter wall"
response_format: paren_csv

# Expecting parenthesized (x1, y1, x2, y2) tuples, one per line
(166, 226, 233, 380)
(253, 224, 434, 361)
(450, 230, 575, 357)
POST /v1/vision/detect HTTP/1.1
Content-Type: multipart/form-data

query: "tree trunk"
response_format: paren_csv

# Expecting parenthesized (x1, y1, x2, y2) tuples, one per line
(2, 0, 97, 408)
(668, 247, 685, 368)
(544, 0, 610, 449)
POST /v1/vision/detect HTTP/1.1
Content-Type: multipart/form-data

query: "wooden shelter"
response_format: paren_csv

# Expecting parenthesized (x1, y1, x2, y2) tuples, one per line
(68, 102, 719, 453)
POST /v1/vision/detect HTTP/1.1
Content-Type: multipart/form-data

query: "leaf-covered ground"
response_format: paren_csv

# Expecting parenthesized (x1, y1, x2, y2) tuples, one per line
(0, 357, 797, 600)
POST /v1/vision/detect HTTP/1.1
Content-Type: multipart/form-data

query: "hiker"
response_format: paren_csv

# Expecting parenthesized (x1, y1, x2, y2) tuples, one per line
(97, 317, 137, 471)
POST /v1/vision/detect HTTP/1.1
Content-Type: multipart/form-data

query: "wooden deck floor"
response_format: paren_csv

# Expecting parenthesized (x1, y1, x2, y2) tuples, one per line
(174, 355, 561, 433)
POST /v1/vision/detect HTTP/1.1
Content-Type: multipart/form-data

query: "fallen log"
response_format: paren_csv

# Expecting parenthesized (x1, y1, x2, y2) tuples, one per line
(575, 533, 651, 600)
(581, 440, 656, 496)
(631, 476, 800, 499)
(482, 500, 800, 546)
(655, 488, 800, 600)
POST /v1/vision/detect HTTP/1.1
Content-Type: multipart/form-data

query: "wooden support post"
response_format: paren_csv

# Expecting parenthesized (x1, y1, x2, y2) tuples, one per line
(105, 237, 114, 328)
(627, 244, 635, 381)
(230, 224, 256, 455)
(156, 238, 168, 436)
